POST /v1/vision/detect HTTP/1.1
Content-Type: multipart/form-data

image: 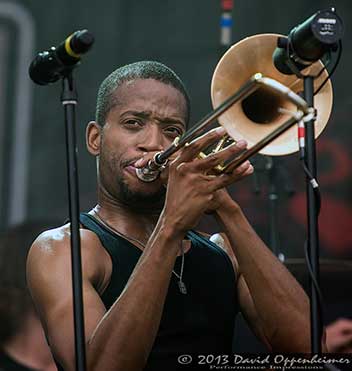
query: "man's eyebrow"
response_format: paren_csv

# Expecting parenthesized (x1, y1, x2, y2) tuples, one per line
(121, 110, 151, 119)
(121, 110, 185, 126)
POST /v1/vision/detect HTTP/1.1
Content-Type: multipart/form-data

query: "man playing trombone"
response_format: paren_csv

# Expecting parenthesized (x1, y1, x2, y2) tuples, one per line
(27, 61, 317, 371)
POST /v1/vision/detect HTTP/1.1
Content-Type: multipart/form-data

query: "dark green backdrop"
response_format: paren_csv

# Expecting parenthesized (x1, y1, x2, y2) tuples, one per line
(0, 0, 351, 259)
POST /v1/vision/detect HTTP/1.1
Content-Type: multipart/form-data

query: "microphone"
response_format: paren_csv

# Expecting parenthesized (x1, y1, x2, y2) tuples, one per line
(29, 30, 94, 85)
(272, 8, 343, 75)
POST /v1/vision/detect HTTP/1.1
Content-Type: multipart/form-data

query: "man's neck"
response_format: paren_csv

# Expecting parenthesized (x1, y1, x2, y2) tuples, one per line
(93, 199, 161, 246)
(3, 312, 56, 371)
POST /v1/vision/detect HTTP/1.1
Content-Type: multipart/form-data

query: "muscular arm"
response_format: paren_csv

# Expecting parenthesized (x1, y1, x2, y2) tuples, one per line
(27, 222, 183, 371)
(213, 193, 314, 352)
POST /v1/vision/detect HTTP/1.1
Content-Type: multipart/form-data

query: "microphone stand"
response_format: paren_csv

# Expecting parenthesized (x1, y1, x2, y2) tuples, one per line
(303, 75, 322, 354)
(29, 29, 94, 371)
(252, 156, 294, 262)
(253, 79, 323, 353)
(61, 70, 87, 371)
(272, 8, 343, 352)
(266, 156, 293, 262)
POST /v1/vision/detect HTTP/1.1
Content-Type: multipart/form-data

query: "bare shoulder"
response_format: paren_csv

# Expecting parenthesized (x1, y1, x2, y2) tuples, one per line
(196, 230, 240, 274)
(27, 223, 111, 294)
(27, 224, 111, 369)
(208, 232, 240, 275)
(30, 223, 101, 252)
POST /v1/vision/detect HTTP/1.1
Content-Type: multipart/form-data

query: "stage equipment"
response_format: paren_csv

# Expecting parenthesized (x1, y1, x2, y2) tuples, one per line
(272, 8, 343, 75)
(29, 30, 94, 371)
(271, 8, 342, 355)
(29, 29, 94, 85)
(136, 33, 332, 182)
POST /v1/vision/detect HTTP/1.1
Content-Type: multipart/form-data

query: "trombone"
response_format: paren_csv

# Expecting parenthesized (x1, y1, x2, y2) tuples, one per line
(136, 34, 332, 182)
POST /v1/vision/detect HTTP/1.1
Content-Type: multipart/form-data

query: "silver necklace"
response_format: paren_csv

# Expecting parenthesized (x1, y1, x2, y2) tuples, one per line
(91, 211, 187, 294)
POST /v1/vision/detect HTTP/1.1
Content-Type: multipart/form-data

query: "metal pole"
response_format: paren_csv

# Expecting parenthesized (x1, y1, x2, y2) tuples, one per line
(61, 72, 87, 371)
(304, 75, 322, 354)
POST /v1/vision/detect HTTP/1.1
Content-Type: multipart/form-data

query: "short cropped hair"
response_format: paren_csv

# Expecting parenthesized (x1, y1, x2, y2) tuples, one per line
(95, 61, 190, 127)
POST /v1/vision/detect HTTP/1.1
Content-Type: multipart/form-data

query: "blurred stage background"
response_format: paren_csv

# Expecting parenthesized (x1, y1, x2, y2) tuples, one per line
(0, 0, 351, 352)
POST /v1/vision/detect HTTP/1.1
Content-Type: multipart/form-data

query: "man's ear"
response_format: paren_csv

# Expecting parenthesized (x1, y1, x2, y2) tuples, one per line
(86, 121, 101, 156)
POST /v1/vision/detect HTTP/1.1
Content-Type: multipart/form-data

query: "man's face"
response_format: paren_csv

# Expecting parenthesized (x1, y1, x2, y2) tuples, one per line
(96, 78, 187, 210)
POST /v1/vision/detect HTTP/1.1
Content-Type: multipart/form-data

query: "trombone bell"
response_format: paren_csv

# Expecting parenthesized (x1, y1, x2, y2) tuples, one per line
(211, 33, 333, 156)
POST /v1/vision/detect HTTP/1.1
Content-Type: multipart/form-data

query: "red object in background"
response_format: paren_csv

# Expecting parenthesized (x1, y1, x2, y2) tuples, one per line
(221, 0, 233, 11)
(288, 139, 352, 255)
(289, 193, 352, 254)
(317, 139, 351, 185)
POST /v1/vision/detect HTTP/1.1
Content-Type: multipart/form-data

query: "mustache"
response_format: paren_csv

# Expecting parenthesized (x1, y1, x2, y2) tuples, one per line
(122, 154, 156, 169)
(121, 156, 144, 168)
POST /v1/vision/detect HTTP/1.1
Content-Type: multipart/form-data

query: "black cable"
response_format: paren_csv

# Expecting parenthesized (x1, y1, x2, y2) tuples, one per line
(315, 50, 331, 79)
(314, 40, 343, 96)
(304, 240, 324, 313)
(300, 156, 325, 339)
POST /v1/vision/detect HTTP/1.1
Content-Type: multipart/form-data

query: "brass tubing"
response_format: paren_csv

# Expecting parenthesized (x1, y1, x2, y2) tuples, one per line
(136, 74, 310, 182)
(223, 113, 303, 173)
(155, 74, 262, 164)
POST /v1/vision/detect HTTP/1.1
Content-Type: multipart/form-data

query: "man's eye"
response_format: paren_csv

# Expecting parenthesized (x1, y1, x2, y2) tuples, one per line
(125, 120, 142, 127)
(164, 127, 183, 136)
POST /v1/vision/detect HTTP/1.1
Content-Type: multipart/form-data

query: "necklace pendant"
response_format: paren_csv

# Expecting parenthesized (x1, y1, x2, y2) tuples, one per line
(178, 280, 187, 294)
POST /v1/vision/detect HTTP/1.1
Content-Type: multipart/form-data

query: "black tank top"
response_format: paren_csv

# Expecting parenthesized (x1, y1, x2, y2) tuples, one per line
(80, 213, 239, 370)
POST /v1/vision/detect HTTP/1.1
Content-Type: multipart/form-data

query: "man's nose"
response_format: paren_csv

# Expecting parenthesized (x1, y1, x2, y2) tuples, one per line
(137, 125, 164, 152)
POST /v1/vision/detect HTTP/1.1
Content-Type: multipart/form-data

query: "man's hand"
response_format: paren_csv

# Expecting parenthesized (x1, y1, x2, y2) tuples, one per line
(159, 128, 253, 235)
(205, 157, 254, 214)
(204, 138, 253, 214)
(326, 318, 352, 353)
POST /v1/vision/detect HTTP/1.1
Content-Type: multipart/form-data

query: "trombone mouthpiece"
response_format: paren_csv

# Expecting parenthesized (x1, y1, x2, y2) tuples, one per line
(135, 165, 161, 182)
(135, 154, 169, 182)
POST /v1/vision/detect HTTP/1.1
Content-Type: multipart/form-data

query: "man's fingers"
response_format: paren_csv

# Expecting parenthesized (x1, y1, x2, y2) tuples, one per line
(229, 160, 254, 177)
(337, 319, 352, 333)
(329, 334, 352, 352)
(174, 127, 228, 163)
(191, 140, 248, 172)
(206, 161, 254, 192)
(220, 160, 254, 184)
